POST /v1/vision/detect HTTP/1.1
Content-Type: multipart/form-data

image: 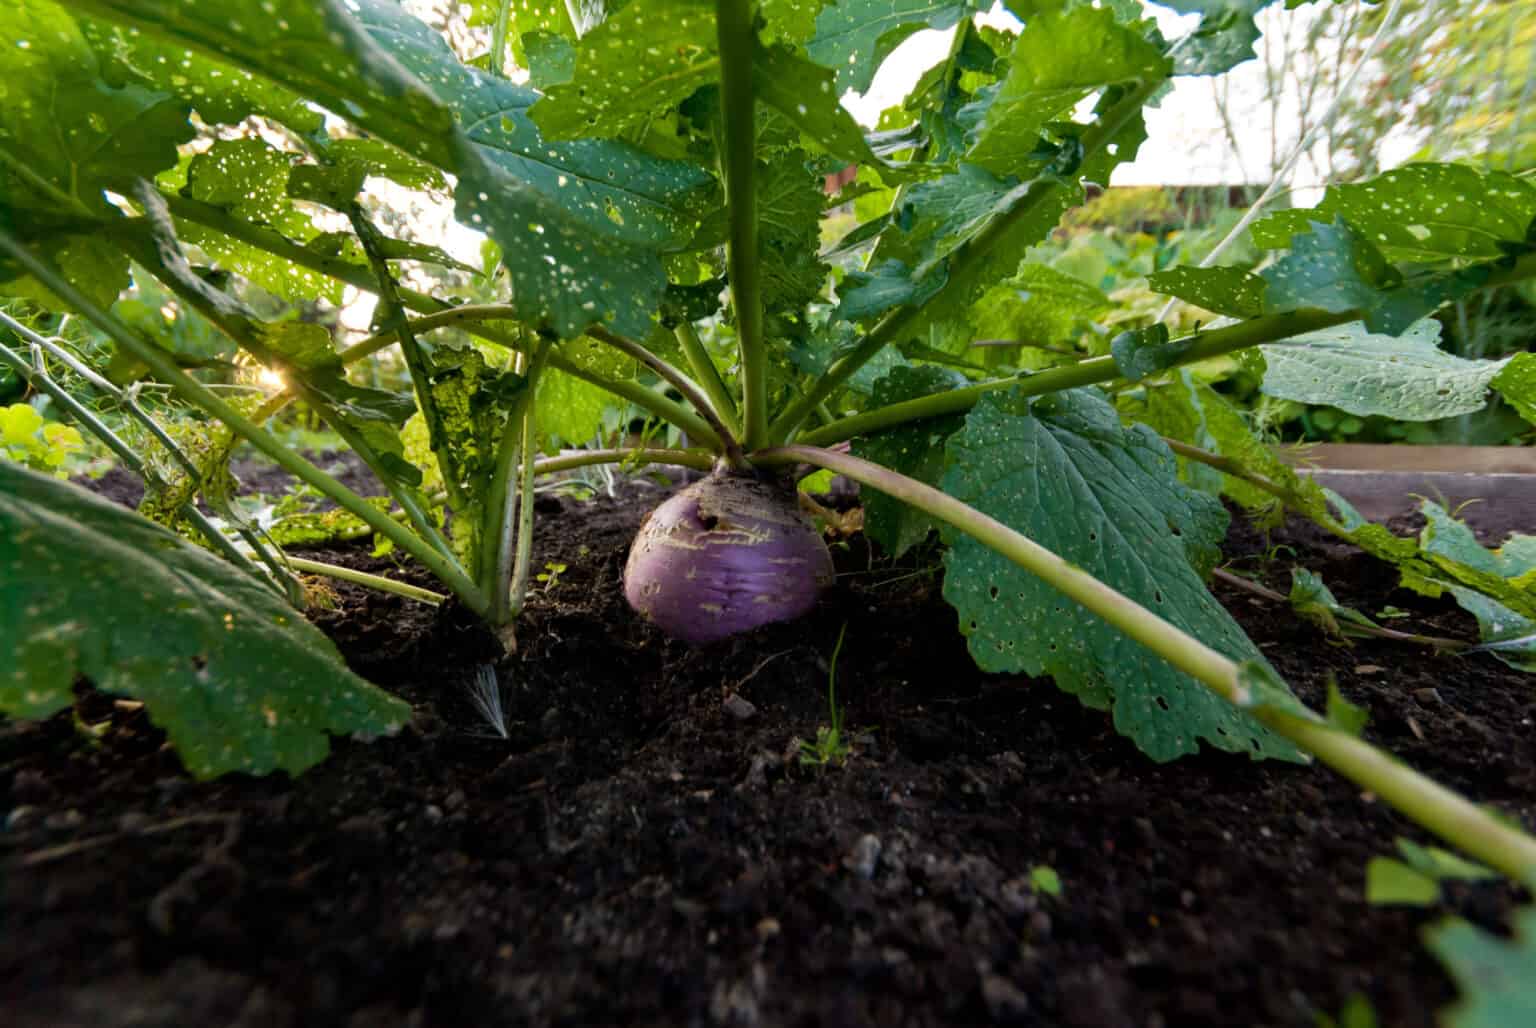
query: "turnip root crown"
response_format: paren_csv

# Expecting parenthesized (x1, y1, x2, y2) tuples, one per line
(624, 468, 834, 644)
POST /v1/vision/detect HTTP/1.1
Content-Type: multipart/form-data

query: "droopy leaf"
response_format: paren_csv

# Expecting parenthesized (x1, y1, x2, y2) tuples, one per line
(1427, 908, 1536, 1028)
(1112, 323, 1194, 382)
(0, 463, 410, 778)
(972, 264, 1111, 350)
(940, 387, 1302, 762)
(850, 365, 968, 557)
(79, 14, 325, 134)
(529, 0, 716, 141)
(1290, 567, 1378, 641)
(966, 7, 1168, 176)
(0, 0, 192, 213)
(72, 0, 716, 339)
(1145, 266, 1265, 318)
(1250, 164, 1536, 263)
(808, 0, 981, 95)
(1148, 0, 1273, 75)
(1494, 353, 1536, 429)
(1258, 218, 1397, 324)
(754, 42, 881, 169)
(1252, 319, 1511, 422)
(0, 0, 192, 307)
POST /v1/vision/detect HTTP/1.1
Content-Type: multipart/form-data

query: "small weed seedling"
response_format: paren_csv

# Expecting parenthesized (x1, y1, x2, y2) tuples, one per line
(801, 624, 852, 768)
(535, 561, 568, 592)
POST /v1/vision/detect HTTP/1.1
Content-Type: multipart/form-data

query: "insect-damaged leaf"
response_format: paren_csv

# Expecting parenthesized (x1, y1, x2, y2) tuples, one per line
(1250, 163, 1536, 263)
(850, 365, 968, 558)
(1427, 907, 1536, 1028)
(965, 6, 1168, 176)
(70, 0, 715, 340)
(808, 0, 982, 95)
(1251, 319, 1511, 422)
(1145, 266, 1266, 318)
(530, 0, 717, 141)
(0, 463, 410, 779)
(939, 387, 1302, 763)
(1493, 353, 1536, 429)
(0, 0, 193, 308)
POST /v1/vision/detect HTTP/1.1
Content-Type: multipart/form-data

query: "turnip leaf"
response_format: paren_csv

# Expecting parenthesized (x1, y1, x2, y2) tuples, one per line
(0, 463, 410, 779)
(939, 386, 1303, 762)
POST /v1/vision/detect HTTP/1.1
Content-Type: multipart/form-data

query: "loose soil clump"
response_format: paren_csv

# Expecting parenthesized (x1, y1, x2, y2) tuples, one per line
(4, 477, 1534, 1027)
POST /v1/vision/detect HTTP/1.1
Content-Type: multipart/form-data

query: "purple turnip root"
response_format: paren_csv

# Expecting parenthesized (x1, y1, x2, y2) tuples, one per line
(624, 468, 835, 644)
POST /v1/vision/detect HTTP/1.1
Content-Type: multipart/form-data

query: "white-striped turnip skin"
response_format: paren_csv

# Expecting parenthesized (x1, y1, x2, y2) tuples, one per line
(624, 470, 834, 644)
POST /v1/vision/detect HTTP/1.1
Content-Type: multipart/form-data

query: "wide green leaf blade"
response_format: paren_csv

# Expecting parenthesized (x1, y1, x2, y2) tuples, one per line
(66, 0, 455, 163)
(808, 0, 980, 95)
(1145, 266, 1266, 318)
(70, 0, 716, 338)
(939, 387, 1302, 762)
(1493, 353, 1536, 429)
(529, 0, 717, 141)
(1148, 0, 1275, 75)
(1252, 319, 1510, 422)
(1427, 908, 1536, 1028)
(966, 7, 1169, 176)
(0, 0, 193, 307)
(1251, 164, 1536, 263)
(0, 463, 410, 779)
(850, 365, 968, 557)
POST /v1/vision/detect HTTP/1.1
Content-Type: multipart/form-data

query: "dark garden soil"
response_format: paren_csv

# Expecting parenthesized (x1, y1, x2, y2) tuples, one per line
(5, 470, 1535, 1028)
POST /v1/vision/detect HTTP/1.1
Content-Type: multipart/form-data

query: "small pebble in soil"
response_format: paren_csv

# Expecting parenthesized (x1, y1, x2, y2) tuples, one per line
(845, 834, 882, 879)
(981, 973, 1032, 1021)
(44, 809, 83, 830)
(722, 693, 758, 720)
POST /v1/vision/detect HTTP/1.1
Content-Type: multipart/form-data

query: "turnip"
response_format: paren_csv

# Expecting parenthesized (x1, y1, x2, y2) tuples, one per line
(624, 467, 834, 644)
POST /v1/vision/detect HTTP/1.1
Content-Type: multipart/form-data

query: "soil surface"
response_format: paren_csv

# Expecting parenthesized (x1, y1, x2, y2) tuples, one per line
(5, 470, 1535, 1027)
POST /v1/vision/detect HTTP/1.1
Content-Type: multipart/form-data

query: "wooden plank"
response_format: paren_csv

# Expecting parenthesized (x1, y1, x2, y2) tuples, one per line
(1278, 443, 1536, 475)
(1301, 469, 1536, 532)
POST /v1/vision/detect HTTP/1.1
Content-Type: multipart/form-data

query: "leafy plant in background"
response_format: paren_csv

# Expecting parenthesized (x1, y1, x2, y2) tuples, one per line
(2, 0, 1536, 967)
(0, 401, 86, 476)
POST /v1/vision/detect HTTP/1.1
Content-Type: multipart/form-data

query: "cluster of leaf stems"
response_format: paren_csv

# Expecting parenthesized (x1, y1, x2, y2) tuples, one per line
(4, 3, 1536, 883)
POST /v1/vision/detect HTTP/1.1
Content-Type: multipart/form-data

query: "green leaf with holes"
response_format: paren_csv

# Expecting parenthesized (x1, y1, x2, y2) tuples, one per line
(70, 0, 716, 338)
(851, 365, 968, 557)
(1251, 164, 1536, 263)
(1494, 353, 1536, 429)
(0, 0, 193, 213)
(79, 13, 325, 134)
(0, 462, 410, 779)
(808, 0, 981, 95)
(1145, 266, 1265, 318)
(1148, 0, 1274, 75)
(530, 0, 717, 141)
(1251, 319, 1511, 422)
(965, 7, 1168, 176)
(0, 0, 193, 307)
(939, 386, 1302, 763)
(1428, 908, 1536, 1028)
(754, 41, 882, 169)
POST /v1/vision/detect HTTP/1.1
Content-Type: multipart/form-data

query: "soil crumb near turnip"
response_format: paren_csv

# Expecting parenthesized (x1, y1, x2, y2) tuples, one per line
(4, 478, 1534, 1027)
